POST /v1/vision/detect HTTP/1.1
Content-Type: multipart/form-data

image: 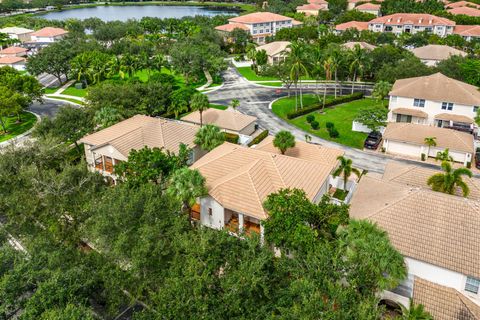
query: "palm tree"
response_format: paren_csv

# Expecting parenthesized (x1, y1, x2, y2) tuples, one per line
(400, 300, 433, 320)
(427, 161, 472, 197)
(372, 81, 393, 107)
(167, 168, 208, 215)
(326, 44, 343, 99)
(273, 130, 296, 155)
(333, 156, 361, 191)
(435, 148, 454, 163)
(120, 54, 139, 79)
(94, 107, 123, 129)
(246, 43, 257, 72)
(424, 137, 437, 159)
(309, 45, 324, 103)
(190, 93, 209, 127)
(231, 99, 240, 112)
(168, 99, 189, 119)
(288, 42, 309, 110)
(348, 45, 368, 94)
(194, 124, 225, 151)
(322, 56, 333, 110)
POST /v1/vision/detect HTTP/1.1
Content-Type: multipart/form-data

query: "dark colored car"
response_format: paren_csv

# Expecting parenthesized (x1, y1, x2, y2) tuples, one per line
(475, 149, 480, 169)
(364, 131, 382, 150)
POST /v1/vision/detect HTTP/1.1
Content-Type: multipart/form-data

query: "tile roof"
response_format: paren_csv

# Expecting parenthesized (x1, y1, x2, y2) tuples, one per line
(342, 41, 377, 51)
(181, 108, 257, 132)
(79, 115, 198, 157)
(446, 0, 480, 9)
(335, 21, 369, 31)
(349, 175, 480, 278)
(256, 41, 291, 57)
(411, 44, 467, 61)
(296, 3, 328, 10)
(308, 0, 328, 4)
(390, 107, 428, 118)
(389, 73, 480, 107)
(229, 12, 293, 24)
(355, 2, 381, 10)
(369, 13, 456, 26)
(382, 161, 480, 200)
(0, 46, 27, 54)
(0, 56, 25, 64)
(0, 26, 33, 34)
(383, 122, 474, 154)
(214, 23, 249, 32)
(454, 25, 480, 36)
(435, 113, 474, 124)
(448, 6, 480, 16)
(413, 277, 480, 320)
(31, 27, 68, 37)
(190, 142, 338, 219)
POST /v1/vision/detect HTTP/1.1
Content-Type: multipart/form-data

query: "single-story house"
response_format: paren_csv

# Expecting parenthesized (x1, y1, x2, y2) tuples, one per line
(349, 172, 480, 316)
(0, 56, 26, 71)
(335, 21, 369, 33)
(78, 115, 203, 183)
(190, 139, 344, 236)
(0, 46, 27, 58)
(181, 108, 257, 136)
(341, 41, 377, 51)
(354, 2, 381, 16)
(447, 6, 480, 16)
(30, 27, 68, 43)
(255, 41, 291, 64)
(453, 24, 480, 41)
(382, 122, 474, 165)
(0, 27, 33, 42)
(410, 44, 467, 66)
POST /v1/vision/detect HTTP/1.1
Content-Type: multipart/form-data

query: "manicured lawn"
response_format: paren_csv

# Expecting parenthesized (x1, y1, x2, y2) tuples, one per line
(272, 95, 384, 149)
(43, 87, 58, 94)
(62, 85, 87, 97)
(272, 94, 326, 118)
(209, 104, 228, 110)
(258, 82, 283, 87)
(237, 67, 278, 81)
(0, 112, 37, 143)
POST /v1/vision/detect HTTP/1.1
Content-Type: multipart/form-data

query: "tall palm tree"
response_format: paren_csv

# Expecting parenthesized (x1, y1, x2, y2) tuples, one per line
(246, 43, 257, 72)
(424, 137, 437, 159)
(427, 161, 472, 197)
(326, 44, 343, 99)
(194, 124, 225, 151)
(372, 81, 392, 107)
(94, 107, 123, 129)
(190, 93, 209, 127)
(400, 300, 433, 320)
(168, 99, 189, 119)
(167, 168, 208, 215)
(322, 56, 333, 110)
(288, 42, 309, 110)
(309, 45, 325, 103)
(273, 130, 296, 155)
(333, 156, 361, 191)
(231, 99, 240, 112)
(348, 45, 368, 94)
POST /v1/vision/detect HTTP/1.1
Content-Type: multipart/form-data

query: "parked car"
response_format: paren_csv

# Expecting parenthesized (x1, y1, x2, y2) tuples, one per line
(475, 148, 480, 169)
(364, 131, 382, 150)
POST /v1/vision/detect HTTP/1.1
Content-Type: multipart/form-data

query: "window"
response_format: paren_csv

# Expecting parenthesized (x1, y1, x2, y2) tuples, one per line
(391, 96, 397, 103)
(208, 208, 213, 216)
(465, 277, 480, 294)
(253, 30, 257, 34)
(474, 106, 479, 113)
(266, 29, 270, 33)
(259, 29, 264, 33)
(396, 114, 412, 123)
(413, 99, 425, 107)
(441, 102, 453, 110)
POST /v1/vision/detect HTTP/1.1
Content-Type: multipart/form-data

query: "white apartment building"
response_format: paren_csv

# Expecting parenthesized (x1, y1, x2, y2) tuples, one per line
(368, 13, 456, 37)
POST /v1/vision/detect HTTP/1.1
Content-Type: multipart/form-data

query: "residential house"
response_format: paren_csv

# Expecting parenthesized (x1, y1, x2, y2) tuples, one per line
(355, 3, 381, 16)
(448, 6, 480, 16)
(181, 108, 258, 136)
(453, 24, 480, 41)
(335, 21, 370, 33)
(30, 27, 68, 43)
(410, 44, 467, 66)
(189, 138, 344, 236)
(0, 56, 26, 71)
(382, 122, 473, 164)
(0, 27, 33, 42)
(78, 115, 202, 183)
(349, 162, 480, 318)
(0, 46, 27, 58)
(388, 73, 480, 135)
(368, 13, 456, 37)
(215, 12, 301, 44)
(255, 41, 291, 64)
(445, 1, 480, 9)
(296, 2, 328, 16)
(341, 41, 377, 51)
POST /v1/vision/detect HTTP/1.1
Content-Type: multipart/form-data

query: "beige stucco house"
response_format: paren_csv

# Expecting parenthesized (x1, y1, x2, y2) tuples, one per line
(0, 56, 26, 71)
(410, 45, 467, 66)
(255, 41, 291, 64)
(0, 46, 27, 58)
(296, 2, 328, 16)
(30, 27, 68, 43)
(0, 27, 33, 42)
(355, 2, 381, 16)
(78, 115, 202, 183)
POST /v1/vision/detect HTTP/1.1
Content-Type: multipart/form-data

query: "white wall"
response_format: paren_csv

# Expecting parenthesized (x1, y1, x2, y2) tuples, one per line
(91, 145, 128, 163)
(200, 196, 225, 229)
(352, 120, 385, 134)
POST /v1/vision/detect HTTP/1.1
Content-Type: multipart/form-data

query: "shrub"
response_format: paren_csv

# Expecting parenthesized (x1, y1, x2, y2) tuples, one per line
(310, 120, 319, 130)
(285, 92, 364, 119)
(306, 114, 315, 123)
(328, 128, 339, 138)
(224, 132, 239, 144)
(248, 130, 269, 146)
(326, 122, 334, 129)
(421, 153, 426, 161)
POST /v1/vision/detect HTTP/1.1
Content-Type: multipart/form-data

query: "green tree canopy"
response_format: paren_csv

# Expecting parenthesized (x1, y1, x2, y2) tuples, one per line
(194, 124, 225, 152)
(273, 130, 296, 155)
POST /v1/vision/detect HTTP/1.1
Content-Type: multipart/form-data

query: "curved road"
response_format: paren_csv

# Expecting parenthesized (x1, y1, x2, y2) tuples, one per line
(206, 67, 439, 174)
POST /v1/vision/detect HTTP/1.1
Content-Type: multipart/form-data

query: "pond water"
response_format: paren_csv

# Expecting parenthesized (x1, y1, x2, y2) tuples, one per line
(39, 5, 238, 21)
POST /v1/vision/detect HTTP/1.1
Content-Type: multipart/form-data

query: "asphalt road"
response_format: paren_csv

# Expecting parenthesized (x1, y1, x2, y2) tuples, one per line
(29, 99, 67, 118)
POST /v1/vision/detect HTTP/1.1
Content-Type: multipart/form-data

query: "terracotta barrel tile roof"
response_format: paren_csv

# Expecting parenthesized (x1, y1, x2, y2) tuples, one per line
(448, 6, 480, 16)
(229, 12, 293, 24)
(335, 21, 369, 31)
(0, 46, 27, 54)
(446, 0, 480, 9)
(181, 109, 257, 132)
(355, 3, 380, 10)
(215, 23, 249, 32)
(31, 27, 68, 37)
(0, 56, 25, 64)
(369, 13, 456, 26)
(454, 24, 480, 36)
(297, 3, 328, 10)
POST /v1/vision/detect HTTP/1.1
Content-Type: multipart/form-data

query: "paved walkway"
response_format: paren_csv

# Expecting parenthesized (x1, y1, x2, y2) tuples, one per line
(206, 67, 444, 174)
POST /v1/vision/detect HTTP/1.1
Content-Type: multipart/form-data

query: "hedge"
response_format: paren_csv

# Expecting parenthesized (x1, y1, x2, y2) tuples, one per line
(285, 92, 364, 119)
(224, 132, 239, 144)
(248, 130, 269, 147)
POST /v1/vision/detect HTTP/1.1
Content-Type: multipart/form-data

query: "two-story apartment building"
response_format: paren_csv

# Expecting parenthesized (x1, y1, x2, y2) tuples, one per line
(388, 73, 480, 134)
(189, 137, 344, 237)
(368, 13, 456, 37)
(215, 12, 301, 44)
(78, 115, 202, 183)
(349, 161, 480, 318)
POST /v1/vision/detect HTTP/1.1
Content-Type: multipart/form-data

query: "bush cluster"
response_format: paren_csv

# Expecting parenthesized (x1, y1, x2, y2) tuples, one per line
(248, 130, 269, 147)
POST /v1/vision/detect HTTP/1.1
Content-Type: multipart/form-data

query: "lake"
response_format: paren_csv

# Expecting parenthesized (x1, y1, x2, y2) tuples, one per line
(39, 5, 238, 21)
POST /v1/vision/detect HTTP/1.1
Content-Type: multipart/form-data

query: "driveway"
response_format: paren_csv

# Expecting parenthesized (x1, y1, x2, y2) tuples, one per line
(207, 67, 441, 174)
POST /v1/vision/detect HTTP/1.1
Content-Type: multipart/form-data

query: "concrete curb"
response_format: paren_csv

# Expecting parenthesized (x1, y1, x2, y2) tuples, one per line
(201, 83, 225, 94)
(0, 111, 41, 148)
(268, 96, 285, 110)
(44, 96, 83, 107)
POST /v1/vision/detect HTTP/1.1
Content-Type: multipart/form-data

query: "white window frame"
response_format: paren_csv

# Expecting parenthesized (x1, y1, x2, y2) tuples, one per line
(441, 102, 454, 111)
(465, 277, 480, 294)
(413, 98, 425, 108)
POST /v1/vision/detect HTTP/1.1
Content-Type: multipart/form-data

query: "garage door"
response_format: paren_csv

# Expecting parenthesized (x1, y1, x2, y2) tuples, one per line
(387, 141, 422, 157)
(430, 147, 466, 163)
